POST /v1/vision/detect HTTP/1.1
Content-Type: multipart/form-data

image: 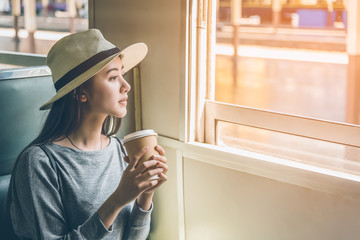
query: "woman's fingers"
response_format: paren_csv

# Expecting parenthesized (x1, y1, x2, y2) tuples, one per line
(135, 158, 168, 176)
(152, 155, 167, 171)
(128, 146, 148, 169)
(152, 154, 167, 163)
(116, 146, 168, 207)
(155, 161, 168, 174)
(152, 155, 168, 174)
(135, 160, 158, 174)
(157, 172, 168, 181)
(142, 173, 168, 192)
(139, 167, 164, 181)
(155, 145, 165, 156)
(139, 179, 160, 191)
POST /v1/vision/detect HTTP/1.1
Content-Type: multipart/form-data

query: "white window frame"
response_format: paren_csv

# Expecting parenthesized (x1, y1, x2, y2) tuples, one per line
(188, 0, 360, 165)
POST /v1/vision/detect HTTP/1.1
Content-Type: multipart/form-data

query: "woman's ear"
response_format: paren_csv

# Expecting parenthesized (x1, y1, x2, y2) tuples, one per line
(73, 88, 88, 102)
(80, 92, 88, 103)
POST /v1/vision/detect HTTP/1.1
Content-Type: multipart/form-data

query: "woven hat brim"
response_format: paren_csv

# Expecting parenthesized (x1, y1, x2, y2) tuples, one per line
(40, 43, 148, 110)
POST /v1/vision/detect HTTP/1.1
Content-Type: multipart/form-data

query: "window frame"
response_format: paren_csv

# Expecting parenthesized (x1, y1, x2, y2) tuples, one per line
(188, 0, 360, 165)
(204, 100, 360, 147)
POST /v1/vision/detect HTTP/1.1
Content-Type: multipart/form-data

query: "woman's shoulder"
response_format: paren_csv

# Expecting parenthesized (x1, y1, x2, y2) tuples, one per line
(110, 135, 121, 143)
(17, 145, 49, 170)
(110, 136, 126, 152)
(21, 145, 47, 159)
(109, 136, 122, 148)
(109, 136, 128, 169)
(12, 145, 59, 199)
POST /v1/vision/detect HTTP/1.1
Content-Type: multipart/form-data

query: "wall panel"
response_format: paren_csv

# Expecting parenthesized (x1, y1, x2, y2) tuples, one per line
(183, 157, 360, 240)
(92, 0, 186, 139)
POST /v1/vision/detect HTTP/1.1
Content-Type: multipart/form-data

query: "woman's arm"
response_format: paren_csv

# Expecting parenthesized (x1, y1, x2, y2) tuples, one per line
(98, 146, 165, 230)
(124, 145, 169, 240)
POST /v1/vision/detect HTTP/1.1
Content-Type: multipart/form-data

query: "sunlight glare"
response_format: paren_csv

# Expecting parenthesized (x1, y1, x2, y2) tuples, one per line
(215, 43, 348, 64)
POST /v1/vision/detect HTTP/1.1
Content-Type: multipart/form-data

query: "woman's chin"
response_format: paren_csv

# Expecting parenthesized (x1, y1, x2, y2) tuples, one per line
(113, 109, 127, 118)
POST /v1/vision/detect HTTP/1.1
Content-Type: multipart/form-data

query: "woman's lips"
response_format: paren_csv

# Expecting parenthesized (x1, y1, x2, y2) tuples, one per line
(119, 97, 128, 104)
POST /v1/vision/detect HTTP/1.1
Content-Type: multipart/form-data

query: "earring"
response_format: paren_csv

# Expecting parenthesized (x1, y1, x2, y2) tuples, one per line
(80, 94, 87, 103)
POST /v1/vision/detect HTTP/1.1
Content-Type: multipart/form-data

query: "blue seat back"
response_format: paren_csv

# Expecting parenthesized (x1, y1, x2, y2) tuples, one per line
(0, 66, 55, 218)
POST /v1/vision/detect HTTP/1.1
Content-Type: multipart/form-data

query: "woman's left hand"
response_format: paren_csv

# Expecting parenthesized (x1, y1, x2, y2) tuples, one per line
(137, 145, 168, 206)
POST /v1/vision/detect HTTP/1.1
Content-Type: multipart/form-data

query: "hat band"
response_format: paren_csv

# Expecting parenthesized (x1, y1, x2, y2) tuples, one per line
(54, 47, 121, 91)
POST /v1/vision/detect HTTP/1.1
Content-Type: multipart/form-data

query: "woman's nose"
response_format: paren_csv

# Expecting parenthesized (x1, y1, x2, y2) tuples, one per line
(121, 78, 131, 93)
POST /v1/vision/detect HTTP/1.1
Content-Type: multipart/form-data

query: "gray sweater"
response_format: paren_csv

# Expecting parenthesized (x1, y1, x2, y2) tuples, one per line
(9, 137, 152, 239)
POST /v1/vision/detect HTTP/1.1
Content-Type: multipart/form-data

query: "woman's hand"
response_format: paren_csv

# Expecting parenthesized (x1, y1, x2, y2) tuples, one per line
(142, 145, 168, 194)
(136, 145, 168, 209)
(98, 145, 168, 228)
(112, 146, 167, 209)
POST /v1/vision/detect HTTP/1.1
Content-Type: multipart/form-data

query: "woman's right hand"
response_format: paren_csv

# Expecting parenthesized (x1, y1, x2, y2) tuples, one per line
(98, 147, 163, 229)
(112, 146, 164, 208)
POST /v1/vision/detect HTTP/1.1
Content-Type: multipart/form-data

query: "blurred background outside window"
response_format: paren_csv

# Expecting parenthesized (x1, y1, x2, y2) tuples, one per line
(213, 0, 360, 173)
(0, 0, 88, 56)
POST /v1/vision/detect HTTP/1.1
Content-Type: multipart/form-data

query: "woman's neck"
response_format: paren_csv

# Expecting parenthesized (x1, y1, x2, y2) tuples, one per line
(69, 113, 106, 151)
(53, 113, 109, 151)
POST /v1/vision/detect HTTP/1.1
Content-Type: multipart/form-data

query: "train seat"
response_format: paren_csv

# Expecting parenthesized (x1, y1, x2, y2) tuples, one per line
(0, 66, 54, 219)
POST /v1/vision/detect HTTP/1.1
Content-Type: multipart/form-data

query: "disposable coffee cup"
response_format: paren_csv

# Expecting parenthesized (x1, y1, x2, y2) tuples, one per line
(123, 129, 160, 180)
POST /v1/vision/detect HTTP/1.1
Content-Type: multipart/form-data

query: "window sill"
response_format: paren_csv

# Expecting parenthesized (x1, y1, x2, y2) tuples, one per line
(158, 135, 360, 199)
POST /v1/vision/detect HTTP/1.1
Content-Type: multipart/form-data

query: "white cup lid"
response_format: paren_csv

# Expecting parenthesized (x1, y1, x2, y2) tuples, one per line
(123, 129, 158, 143)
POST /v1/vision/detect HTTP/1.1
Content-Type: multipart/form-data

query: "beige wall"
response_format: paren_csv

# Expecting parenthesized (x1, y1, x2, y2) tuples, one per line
(91, 1, 360, 240)
(91, 0, 186, 140)
(183, 158, 360, 240)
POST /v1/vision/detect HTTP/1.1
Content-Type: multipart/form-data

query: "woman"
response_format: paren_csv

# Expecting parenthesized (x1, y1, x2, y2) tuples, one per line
(5, 29, 168, 239)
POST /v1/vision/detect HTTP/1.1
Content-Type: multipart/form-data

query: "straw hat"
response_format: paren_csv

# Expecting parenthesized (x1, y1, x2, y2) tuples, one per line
(40, 28, 148, 110)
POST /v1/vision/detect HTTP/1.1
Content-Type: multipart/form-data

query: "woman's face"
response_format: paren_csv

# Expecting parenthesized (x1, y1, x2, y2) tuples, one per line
(83, 57, 131, 118)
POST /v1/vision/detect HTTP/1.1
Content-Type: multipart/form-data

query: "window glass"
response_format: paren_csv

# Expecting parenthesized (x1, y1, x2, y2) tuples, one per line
(213, 0, 360, 156)
(217, 121, 360, 174)
(215, 0, 349, 123)
(215, 46, 347, 121)
(299, 0, 318, 5)
(0, 0, 88, 56)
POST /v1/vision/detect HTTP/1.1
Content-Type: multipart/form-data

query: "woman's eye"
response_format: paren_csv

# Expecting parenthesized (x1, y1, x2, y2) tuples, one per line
(110, 76, 118, 81)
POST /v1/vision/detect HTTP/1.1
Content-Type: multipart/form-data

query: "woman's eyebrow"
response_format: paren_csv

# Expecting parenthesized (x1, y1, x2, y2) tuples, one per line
(106, 68, 119, 74)
(106, 65, 124, 75)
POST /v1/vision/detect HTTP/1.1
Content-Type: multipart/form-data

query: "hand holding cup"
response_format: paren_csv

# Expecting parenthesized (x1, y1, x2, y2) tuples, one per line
(123, 129, 161, 180)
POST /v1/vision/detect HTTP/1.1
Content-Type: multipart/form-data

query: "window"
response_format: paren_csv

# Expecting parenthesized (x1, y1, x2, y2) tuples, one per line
(188, 0, 360, 174)
(0, 0, 88, 55)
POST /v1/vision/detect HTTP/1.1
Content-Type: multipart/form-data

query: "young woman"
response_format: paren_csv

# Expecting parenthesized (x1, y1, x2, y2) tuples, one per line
(5, 29, 168, 239)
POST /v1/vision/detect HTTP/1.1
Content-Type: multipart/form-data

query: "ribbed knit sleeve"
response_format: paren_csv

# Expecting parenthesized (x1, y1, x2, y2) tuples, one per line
(123, 202, 153, 239)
